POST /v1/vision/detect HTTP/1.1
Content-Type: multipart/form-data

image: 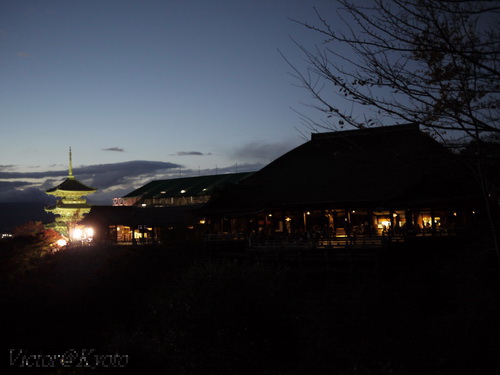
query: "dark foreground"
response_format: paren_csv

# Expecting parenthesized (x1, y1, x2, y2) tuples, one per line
(1, 238, 499, 374)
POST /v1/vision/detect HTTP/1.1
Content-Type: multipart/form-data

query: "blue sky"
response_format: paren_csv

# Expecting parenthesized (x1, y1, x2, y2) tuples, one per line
(1, 0, 347, 204)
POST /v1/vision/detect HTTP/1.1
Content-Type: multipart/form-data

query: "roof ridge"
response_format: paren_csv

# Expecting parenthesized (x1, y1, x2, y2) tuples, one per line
(311, 123, 420, 140)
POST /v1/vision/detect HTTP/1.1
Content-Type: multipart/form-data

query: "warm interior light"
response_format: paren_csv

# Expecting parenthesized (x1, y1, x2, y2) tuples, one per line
(85, 227, 94, 237)
(199, 219, 206, 224)
(56, 239, 67, 247)
(72, 228, 83, 240)
(285, 217, 291, 222)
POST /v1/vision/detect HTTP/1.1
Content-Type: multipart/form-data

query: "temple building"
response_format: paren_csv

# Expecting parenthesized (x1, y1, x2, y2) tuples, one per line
(82, 173, 252, 245)
(80, 123, 498, 249)
(116, 172, 253, 207)
(45, 148, 97, 239)
(201, 124, 493, 243)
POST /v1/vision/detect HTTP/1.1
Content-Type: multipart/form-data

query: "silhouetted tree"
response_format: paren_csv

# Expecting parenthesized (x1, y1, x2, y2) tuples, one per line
(285, 0, 500, 265)
(286, 0, 499, 140)
(1, 222, 63, 278)
(12, 221, 46, 238)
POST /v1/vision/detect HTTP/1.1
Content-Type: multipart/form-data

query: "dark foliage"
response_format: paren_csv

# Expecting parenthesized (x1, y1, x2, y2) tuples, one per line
(2, 241, 499, 374)
(0, 222, 62, 279)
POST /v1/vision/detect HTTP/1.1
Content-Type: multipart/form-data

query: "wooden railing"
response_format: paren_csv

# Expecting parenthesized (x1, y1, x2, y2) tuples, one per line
(204, 234, 404, 250)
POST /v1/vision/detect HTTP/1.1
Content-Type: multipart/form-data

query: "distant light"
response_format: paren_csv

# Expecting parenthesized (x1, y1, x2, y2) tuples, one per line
(142, 203, 147, 207)
(392, 213, 398, 217)
(472, 210, 476, 214)
(268, 214, 272, 217)
(56, 239, 67, 247)
(285, 217, 291, 222)
(306, 211, 311, 215)
(453, 212, 457, 216)
(85, 227, 94, 237)
(352, 210, 356, 213)
(180, 189, 186, 194)
(72, 228, 83, 240)
(199, 219, 206, 224)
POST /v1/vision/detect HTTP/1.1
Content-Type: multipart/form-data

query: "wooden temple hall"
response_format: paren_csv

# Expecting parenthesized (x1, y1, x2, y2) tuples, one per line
(82, 173, 252, 245)
(200, 124, 489, 246)
(82, 124, 495, 247)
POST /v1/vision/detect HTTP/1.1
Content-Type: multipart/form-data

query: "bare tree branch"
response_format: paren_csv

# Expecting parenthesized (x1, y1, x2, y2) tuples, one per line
(287, 0, 500, 139)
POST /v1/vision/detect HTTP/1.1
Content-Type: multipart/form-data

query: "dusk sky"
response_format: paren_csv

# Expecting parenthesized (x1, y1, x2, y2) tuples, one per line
(1, 0, 353, 204)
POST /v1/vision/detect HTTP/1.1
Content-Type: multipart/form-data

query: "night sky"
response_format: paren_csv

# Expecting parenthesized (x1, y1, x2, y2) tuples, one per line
(1, 0, 353, 204)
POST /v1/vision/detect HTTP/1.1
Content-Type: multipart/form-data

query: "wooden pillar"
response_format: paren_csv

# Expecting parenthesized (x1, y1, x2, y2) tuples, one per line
(132, 225, 137, 246)
(368, 210, 374, 236)
(431, 209, 436, 235)
(345, 209, 351, 237)
(404, 209, 411, 236)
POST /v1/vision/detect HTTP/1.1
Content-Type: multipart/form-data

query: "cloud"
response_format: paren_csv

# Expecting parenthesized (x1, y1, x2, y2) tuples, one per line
(40, 161, 182, 191)
(16, 52, 31, 58)
(0, 160, 182, 203)
(0, 170, 67, 179)
(174, 151, 204, 156)
(0, 181, 32, 190)
(40, 179, 60, 190)
(102, 147, 124, 152)
(209, 163, 262, 175)
(0, 160, 180, 182)
(0, 159, 264, 205)
(228, 140, 299, 163)
(0, 187, 53, 203)
(0, 165, 15, 171)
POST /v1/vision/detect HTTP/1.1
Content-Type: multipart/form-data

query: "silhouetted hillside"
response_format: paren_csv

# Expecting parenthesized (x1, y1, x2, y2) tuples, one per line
(2, 242, 499, 374)
(0, 202, 53, 231)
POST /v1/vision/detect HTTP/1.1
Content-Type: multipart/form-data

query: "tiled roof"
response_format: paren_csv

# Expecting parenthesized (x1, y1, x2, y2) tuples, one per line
(122, 172, 253, 199)
(204, 124, 483, 214)
(46, 177, 96, 193)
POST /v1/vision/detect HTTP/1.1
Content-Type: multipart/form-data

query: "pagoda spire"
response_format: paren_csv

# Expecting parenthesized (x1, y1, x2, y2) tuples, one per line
(69, 147, 74, 179)
(45, 148, 97, 238)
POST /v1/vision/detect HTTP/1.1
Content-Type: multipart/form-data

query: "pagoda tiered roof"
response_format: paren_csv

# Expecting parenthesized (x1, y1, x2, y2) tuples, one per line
(45, 201, 95, 212)
(46, 177, 97, 194)
(44, 148, 97, 237)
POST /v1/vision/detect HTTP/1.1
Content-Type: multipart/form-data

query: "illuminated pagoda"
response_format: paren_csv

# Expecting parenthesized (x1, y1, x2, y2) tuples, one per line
(45, 148, 97, 239)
